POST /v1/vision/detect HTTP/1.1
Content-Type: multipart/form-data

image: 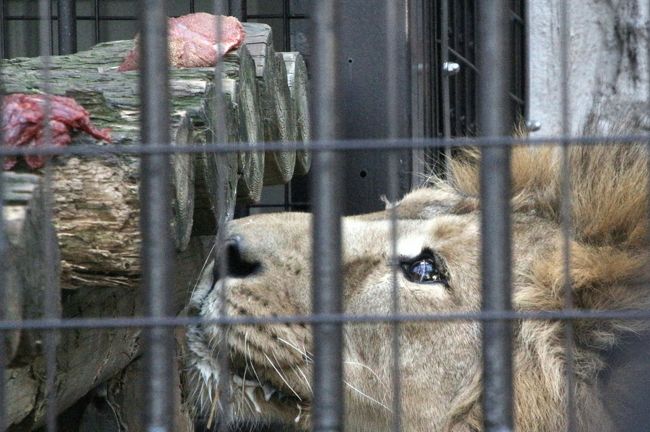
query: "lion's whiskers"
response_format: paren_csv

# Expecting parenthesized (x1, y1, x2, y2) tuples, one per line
(189, 242, 216, 301)
(265, 352, 303, 401)
(292, 364, 312, 394)
(277, 336, 313, 363)
(344, 381, 392, 413)
(244, 331, 264, 386)
(344, 360, 388, 389)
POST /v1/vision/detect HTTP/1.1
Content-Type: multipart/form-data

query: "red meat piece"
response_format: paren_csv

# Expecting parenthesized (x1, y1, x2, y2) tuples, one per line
(118, 13, 245, 72)
(2, 93, 112, 170)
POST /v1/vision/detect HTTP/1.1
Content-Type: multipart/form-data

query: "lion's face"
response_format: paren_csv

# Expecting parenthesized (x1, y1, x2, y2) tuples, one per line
(188, 143, 650, 431)
(187, 187, 560, 431)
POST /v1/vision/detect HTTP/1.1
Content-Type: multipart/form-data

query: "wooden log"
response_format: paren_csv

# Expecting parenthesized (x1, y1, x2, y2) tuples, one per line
(4, 237, 212, 430)
(243, 23, 297, 186)
(0, 40, 218, 289)
(221, 45, 265, 204)
(6, 366, 39, 427)
(282, 52, 312, 176)
(3, 172, 60, 365)
(95, 329, 194, 432)
(194, 79, 240, 232)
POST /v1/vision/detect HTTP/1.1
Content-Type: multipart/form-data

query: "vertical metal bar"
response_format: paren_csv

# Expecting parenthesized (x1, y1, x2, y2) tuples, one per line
(283, 0, 292, 215)
(441, 0, 451, 139)
(57, 0, 77, 54)
(559, 1, 576, 431)
(311, 1, 344, 431)
(212, 2, 232, 430)
(386, 1, 403, 431)
(0, 52, 7, 432)
(409, 0, 422, 174)
(139, 1, 175, 431)
(94, 0, 100, 44)
(230, 0, 244, 20)
(647, 0, 650, 264)
(190, 0, 196, 13)
(465, 0, 474, 134)
(38, 1, 58, 431)
(241, 0, 248, 21)
(0, 0, 6, 59)
(477, 0, 513, 431)
(283, 0, 291, 51)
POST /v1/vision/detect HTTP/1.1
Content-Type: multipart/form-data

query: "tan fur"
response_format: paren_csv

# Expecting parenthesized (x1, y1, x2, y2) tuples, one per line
(187, 132, 650, 430)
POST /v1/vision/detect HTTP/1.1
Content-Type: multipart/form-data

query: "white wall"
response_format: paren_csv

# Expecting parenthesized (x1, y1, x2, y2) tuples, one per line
(527, 0, 650, 136)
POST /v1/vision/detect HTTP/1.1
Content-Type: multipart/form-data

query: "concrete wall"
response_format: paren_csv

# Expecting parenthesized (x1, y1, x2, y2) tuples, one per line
(527, 0, 650, 136)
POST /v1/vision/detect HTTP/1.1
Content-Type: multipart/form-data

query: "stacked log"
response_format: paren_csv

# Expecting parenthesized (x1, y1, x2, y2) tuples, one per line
(282, 52, 312, 175)
(220, 44, 265, 204)
(3, 173, 60, 364)
(0, 21, 310, 430)
(244, 23, 297, 185)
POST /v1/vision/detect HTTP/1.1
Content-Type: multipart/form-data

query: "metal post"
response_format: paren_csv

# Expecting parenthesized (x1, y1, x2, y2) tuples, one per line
(57, 0, 77, 55)
(93, 0, 100, 44)
(212, 2, 232, 430)
(441, 0, 451, 140)
(559, 1, 576, 430)
(139, 1, 175, 430)
(38, 3, 59, 431)
(0, 1, 6, 59)
(477, 1, 513, 431)
(0, 69, 6, 432)
(229, 0, 244, 20)
(386, 1, 404, 431)
(311, 1, 344, 431)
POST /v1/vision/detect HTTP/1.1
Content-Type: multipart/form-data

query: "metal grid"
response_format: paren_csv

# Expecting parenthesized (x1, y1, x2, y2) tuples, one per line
(1, 1, 646, 432)
(410, 0, 526, 178)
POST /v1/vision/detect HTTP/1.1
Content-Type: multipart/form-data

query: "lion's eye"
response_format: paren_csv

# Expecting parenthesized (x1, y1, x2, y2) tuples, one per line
(400, 251, 448, 285)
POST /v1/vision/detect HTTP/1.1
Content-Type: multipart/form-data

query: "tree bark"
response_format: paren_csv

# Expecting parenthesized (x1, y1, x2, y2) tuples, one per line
(243, 23, 297, 186)
(222, 45, 265, 204)
(1, 40, 206, 289)
(1, 20, 310, 430)
(5, 237, 212, 430)
(281, 52, 311, 176)
(4, 172, 60, 366)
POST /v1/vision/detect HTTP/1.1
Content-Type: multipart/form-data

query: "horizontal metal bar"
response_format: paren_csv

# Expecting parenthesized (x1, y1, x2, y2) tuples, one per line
(0, 308, 650, 332)
(2, 14, 309, 21)
(1, 134, 649, 159)
(248, 202, 311, 208)
(3, 15, 139, 21)
(244, 13, 308, 19)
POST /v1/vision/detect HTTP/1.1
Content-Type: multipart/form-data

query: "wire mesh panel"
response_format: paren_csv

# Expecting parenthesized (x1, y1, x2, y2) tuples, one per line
(5, 1, 650, 432)
(411, 0, 526, 179)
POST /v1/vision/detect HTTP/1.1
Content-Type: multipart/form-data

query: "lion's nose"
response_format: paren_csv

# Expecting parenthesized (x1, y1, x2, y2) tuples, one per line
(213, 236, 261, 280)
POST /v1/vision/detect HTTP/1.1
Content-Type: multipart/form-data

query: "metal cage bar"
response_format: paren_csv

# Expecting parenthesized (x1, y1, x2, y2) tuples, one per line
(311, 1, 345, 430)
(37, 3, 59, 432)
(138, 1, 176, 430)
(559, 1, 576, 431)
(212, 2, 233, 430)
(0, 2, 580, 432)
(0, 45, 6, 432)
(57, 0, 77, 55)
(477, 0, 514, 430)
(386, 1, 404, 431)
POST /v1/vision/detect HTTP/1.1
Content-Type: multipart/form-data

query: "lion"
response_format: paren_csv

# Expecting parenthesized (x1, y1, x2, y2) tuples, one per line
(186, 117, 650, 431)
